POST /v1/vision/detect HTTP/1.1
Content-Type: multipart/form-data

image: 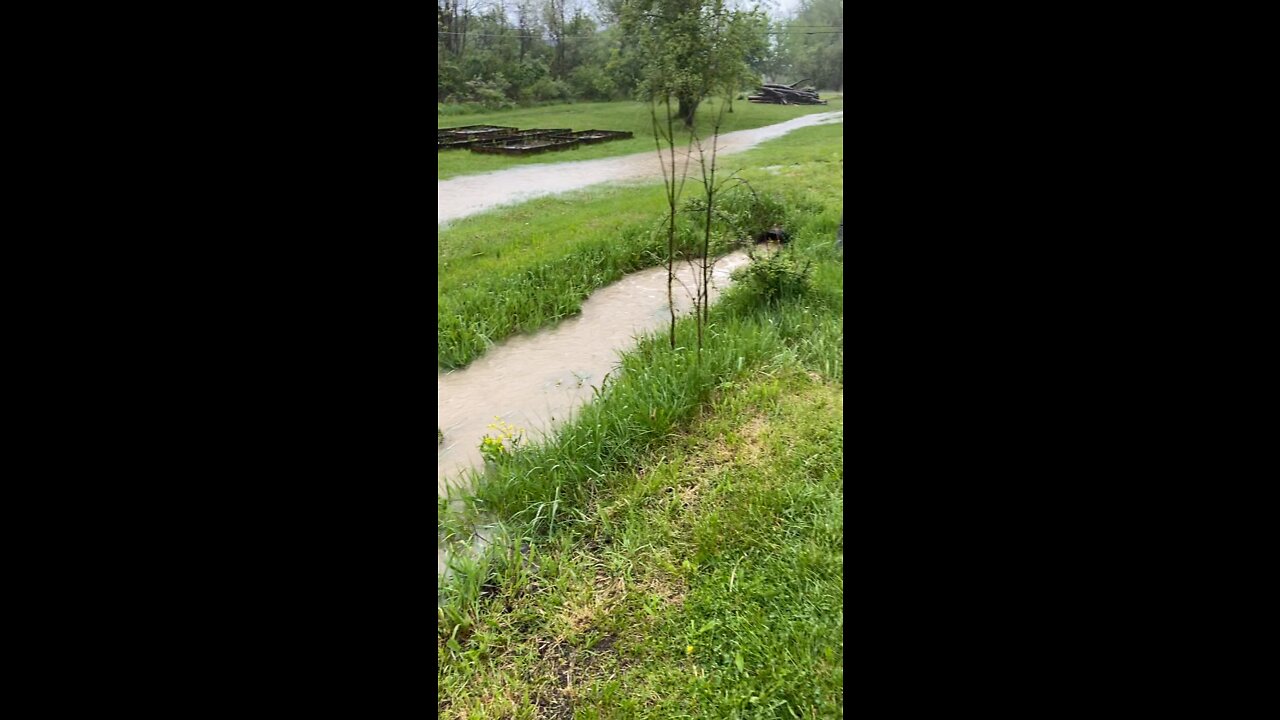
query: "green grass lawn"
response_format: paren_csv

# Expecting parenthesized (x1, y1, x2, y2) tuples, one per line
(439, 370, 843, 718)
(439, 247, 845, 716)
(438, 96, 843, 180)
(437, 121, 844, 369)
(438, 114, 844, 714)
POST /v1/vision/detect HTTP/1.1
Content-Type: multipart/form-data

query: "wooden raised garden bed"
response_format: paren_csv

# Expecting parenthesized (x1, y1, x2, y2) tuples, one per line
(438, 125, 517, 151)
(439, 127, 632, 153)
(550, 130, 634, 145)
(507, 128, 571, 139)
(439, 125, 517, 137)
(470, 137, 581, 155)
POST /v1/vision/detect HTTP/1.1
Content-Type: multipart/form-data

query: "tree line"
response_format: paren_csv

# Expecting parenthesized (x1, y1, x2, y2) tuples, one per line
(437, 0, 843, 110)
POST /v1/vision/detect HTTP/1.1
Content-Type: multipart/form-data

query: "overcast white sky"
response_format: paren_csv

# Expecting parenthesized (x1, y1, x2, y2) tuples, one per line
(768, 0, 803, 18)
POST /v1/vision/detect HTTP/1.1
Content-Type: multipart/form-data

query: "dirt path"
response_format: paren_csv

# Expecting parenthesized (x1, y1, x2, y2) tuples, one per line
(438, 111, 843, 224)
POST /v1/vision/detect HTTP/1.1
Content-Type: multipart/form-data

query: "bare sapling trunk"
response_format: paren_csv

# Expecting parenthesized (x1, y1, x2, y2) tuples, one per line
(650, 96, 695, 350)
(687, 96, 731, 360)
(651, 99, 679, 349)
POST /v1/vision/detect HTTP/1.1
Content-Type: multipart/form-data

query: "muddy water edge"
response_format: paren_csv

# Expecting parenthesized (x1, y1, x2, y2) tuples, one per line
(438, 251, 753, 580)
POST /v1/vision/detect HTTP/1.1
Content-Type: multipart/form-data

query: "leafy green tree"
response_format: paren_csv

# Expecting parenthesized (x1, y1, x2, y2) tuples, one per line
(435, 0, 773, 110)
(620, 0, 767, 127)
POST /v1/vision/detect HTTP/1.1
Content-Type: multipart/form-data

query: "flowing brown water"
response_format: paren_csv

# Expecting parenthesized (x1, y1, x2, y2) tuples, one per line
(438, 250, 752, 497)
(436, 251, 755, 580)
(438, 111, 842, 224)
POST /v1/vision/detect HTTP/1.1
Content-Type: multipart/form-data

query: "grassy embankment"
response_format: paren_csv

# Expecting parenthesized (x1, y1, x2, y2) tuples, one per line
(438, 122, 843, 717)
(440, 372, 843, 718)
(438, 121, 844, 369)
(437, 96, 843, 180)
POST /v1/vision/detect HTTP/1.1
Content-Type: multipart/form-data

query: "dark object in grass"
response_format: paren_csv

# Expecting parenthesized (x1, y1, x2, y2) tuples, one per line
(754, 225, 790, 245)
(835, 213, 843, 257)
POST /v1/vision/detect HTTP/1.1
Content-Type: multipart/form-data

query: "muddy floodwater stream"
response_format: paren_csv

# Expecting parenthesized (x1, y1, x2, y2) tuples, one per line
(437, 251, 753, 579)
(439, 111, 843, 224)
(438, 250, 751, 495)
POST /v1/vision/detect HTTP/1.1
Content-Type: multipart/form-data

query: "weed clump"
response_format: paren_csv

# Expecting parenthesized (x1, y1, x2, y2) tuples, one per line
(479, 419, 524, 464)
(731, 250, 813, 305)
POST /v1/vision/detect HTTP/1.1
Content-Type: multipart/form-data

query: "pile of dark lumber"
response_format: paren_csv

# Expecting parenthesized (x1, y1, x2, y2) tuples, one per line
(747, 79, 827, 105)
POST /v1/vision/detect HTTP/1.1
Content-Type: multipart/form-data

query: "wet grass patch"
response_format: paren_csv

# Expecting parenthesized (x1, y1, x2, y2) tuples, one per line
(438, 369, 843, 718)
(437, 122, 843, 369)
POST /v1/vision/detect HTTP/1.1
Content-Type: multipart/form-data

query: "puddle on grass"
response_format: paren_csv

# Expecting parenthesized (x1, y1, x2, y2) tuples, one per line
(438, 249, 752, 497)
(438, 524, 498, 584)
(438, 111, 843, 224)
